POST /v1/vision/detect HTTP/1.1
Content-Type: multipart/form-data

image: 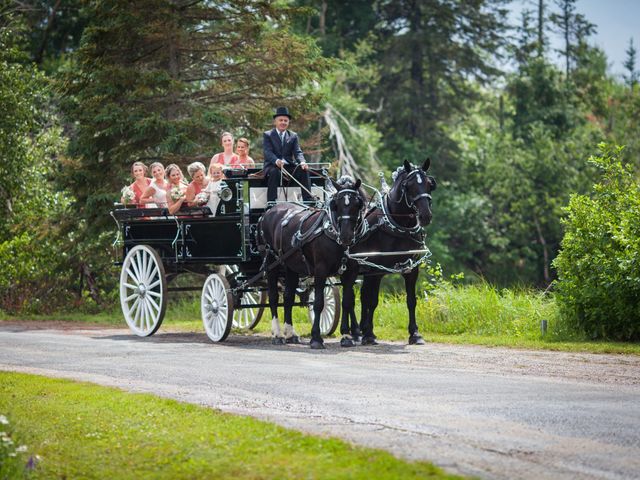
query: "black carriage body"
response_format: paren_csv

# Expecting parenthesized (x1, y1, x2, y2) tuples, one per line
(112, 170, 327, 271)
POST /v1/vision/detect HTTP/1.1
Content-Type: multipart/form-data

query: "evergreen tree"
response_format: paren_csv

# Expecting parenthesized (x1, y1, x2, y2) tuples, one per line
(61, 0, 326, 232)
(366, 0, 509, 177)
(623, 37, 638, 91)
(549, 0, 596, 77)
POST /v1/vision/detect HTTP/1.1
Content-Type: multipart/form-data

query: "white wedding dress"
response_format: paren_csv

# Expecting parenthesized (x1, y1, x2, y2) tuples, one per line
(204, 180, 222, 216)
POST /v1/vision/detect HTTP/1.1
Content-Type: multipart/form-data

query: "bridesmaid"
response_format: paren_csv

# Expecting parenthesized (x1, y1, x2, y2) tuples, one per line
(209, 132, 240, 168)
(185, 162, 209, 206)
(235, 137, 255, 168)
(140, 162, 168, 208)
(165, 164, 188, 215)
(122, 161, 151, 206)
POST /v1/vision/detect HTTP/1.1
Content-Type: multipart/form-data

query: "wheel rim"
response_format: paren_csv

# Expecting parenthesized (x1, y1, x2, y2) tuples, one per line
(201, 274, 233, 342)
(233, 290, 265, 330)
(308, 284, 340, 336)
(120, 245, 166, 336)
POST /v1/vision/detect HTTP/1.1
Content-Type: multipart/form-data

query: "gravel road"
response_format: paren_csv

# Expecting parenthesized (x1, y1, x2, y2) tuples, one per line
(1, 322, 639, 480)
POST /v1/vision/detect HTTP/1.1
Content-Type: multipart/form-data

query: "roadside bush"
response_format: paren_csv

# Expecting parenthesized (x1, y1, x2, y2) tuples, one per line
(553, 144, 640, 340)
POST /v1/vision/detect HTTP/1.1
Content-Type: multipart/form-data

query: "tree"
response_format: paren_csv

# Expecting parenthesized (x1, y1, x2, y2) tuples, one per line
(365, 0, 509, 177)
(549, 0, 596, 77)
(623, 37, 638, 91)
(61, 0, 327, 233)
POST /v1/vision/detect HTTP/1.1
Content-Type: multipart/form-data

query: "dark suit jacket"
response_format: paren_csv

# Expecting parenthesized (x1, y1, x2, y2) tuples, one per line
(263, 128, 305, 169)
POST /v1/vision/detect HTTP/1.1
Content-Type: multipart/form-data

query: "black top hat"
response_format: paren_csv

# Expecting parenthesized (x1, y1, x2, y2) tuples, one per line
(273, 106, 292, 119)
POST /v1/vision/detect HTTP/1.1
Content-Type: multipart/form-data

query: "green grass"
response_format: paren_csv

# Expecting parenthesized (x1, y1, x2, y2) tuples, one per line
(2, 284, 639, 355)
(0, 372, 462, 480)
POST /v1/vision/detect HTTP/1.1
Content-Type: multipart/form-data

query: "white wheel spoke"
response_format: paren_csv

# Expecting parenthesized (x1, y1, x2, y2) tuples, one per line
(146, 295, 160, 313)
(147, 290, 162, 299)
(131, 251, 143, 282)
(125, 268, 139, 284)
(147, 278, 162, 290)
(125, 292, 139, 302)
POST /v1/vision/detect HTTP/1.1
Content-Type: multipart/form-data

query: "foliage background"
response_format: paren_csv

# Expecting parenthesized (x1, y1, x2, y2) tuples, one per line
(1, 0, 639, 339)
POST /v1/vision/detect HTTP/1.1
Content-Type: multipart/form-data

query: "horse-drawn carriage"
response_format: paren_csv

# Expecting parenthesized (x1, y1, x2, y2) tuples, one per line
(112, 159, 437, 347)
(111, 167, 340, 343)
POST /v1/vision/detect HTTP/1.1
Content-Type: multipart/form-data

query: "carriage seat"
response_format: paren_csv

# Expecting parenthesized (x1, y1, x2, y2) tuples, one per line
(249, 186, 325, 210)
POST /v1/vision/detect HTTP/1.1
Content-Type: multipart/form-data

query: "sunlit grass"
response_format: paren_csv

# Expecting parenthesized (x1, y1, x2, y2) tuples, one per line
(2, 284, 639, 354)
(0, 372, 462, 480)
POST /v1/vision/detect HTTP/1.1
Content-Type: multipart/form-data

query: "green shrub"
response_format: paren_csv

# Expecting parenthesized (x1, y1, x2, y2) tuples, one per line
(553, 144, 640, 340)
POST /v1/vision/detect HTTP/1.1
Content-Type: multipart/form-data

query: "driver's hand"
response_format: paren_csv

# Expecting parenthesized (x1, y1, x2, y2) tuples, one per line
(276, 159, 284, 168)
(300, 163, 309, 171)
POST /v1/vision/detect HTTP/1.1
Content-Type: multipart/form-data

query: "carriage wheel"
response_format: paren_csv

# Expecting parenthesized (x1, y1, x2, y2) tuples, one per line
(201, 273, 234, 342)
(233, 290, 266, 330)
(120, 245, 167, 337)
(307, 284, 341, 336)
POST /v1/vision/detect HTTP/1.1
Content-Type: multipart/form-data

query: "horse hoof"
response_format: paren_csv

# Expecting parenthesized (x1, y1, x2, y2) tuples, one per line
(361, 336, 378, 346)
(310, 340, 326, 350)
(285, 335, 301, 344)
(409, 335, 425, 345)
(272, 337, 285, 345)
(340, 336, 355, 348)
(351, 335, 361, 344)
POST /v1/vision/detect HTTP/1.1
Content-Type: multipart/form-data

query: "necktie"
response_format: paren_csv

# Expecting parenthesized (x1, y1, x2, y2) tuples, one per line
(279, 131, 285, 146)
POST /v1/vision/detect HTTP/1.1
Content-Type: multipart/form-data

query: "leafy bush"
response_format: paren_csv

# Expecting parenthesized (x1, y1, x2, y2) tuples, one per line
(553, 144, 640, 340)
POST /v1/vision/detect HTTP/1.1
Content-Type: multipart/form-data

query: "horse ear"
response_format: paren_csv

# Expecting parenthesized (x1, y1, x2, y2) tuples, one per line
(422, 158, 431, 171)
(354, 178, 361, 190)
(403, 159, 411, 173)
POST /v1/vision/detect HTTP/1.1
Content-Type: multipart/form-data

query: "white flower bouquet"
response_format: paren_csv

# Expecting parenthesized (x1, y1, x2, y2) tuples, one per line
(194, 191, 209, 205)
(121, 185, 135, 204)
(170, 185, 184, 201)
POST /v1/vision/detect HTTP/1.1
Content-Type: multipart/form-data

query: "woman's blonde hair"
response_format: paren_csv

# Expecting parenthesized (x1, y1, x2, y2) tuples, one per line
(131, 161, 148, 176)
(149, 161, 164, 172)
(165, 163, 183, 179)
(237, 137, 250, 148)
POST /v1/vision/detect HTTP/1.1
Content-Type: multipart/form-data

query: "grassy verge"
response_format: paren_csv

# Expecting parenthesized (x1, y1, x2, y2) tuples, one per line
(2, 284, 639, 355)
(0, 371, 461, 480)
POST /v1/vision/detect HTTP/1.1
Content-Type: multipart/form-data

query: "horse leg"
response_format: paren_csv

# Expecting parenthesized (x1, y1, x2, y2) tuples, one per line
(283, 268, 301, 344)
(404, 268, 425, 345)
(339, 264, 358, 347)
(267, 265, 284, 345)
(310, 276, 326, 349)
(360, 275, 382, 345)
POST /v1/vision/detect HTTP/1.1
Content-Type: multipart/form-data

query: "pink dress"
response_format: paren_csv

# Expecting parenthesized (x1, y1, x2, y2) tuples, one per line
(211, 152, 241, 167)
(130, 179, 151, 205)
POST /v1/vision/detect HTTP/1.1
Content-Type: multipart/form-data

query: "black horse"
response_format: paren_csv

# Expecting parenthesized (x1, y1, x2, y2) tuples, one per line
(258, 176, 365, 349)
(347, 159, 436, 345)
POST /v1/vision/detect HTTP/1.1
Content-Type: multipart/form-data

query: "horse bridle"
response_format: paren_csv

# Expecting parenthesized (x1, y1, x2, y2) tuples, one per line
(327, 188, 366, 246)
(394, 169, 432, 212)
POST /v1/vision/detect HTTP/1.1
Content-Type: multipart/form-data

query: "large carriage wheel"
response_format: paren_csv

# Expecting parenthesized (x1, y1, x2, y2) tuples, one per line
(201, 273, 234, 342)
(233, 289, 267, 330)
(307, 283, 341, 336)
(120, 245, 167, 336)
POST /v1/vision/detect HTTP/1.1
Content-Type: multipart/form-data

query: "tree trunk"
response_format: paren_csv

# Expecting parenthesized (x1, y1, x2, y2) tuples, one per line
(537, 0, 544, 57)
(409, 0, 425, 137)
(35, 0, 61, 64)
(319, 0, 327, 37)
(533, 214, 550, 285)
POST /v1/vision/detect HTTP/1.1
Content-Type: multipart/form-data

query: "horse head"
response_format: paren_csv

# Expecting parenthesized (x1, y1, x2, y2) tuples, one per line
(390, 159, 436, 227)
(328, 175, 365, 246)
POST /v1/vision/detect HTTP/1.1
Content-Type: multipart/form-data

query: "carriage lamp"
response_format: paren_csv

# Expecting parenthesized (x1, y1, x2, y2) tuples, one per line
(218, 182, 233, 202)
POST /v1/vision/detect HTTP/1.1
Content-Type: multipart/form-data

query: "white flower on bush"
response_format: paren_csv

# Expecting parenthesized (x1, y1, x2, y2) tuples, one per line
(170, 185, 184, 201)
(194, 191, 209, 205)
(121, 185, 135, 204)
(0, 415, 8, 425)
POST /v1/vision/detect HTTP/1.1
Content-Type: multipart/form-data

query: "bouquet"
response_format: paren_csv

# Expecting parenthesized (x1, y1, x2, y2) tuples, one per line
(194, 191, 209, 205)
(170, 185, 184, 201)
(121, 185, 135, 204)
